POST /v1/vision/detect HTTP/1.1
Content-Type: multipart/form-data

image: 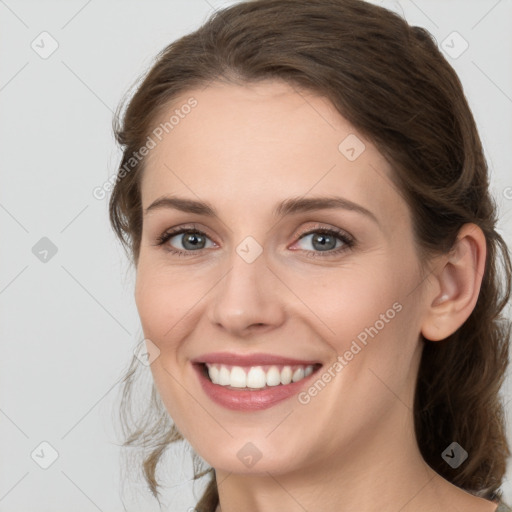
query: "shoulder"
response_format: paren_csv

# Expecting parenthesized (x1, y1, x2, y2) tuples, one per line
(496, 502, 512, 512)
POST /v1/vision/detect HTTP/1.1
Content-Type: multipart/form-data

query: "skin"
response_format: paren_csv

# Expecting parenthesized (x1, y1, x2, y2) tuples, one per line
(134, 80, 495, 512)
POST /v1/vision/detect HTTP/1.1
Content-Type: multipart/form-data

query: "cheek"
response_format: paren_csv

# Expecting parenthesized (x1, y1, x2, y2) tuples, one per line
(134, 273, 171, 341)
(134, 266, 199, 436)
(134, 263, 198, 342)
(286, 261, 401, 336)
(324, 270, 422, 413)
(292, 256, 420, 376)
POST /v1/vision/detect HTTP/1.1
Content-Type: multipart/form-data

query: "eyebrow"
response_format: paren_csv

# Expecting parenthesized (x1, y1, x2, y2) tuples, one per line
(144, 195, 379, 225)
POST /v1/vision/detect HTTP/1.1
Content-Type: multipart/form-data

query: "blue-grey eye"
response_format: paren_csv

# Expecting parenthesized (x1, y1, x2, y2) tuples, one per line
(168, 231, 213, 251)
(296, 232, 343, 252)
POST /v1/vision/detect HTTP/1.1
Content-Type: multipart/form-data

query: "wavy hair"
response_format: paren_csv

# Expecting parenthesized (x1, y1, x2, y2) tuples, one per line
(108, 1, 512, 510)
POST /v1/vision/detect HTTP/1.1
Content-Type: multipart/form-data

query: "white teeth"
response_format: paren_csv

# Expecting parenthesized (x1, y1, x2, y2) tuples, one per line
(205, 363, 316, 389)
(230, 366, 247, 388)
(208, 365, 219, 384)
(246, 366, 267, 388)
(266, 366, 281, 386)
(280, 366, 292, 385)
(218, 366, 231, 385)
(292, 367, 305, 382)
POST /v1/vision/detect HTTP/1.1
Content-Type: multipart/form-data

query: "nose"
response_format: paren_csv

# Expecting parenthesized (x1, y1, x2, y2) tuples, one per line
(207, 248, 286, 337)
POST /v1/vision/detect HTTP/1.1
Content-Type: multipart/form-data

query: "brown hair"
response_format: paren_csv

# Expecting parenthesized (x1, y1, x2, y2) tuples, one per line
(109, 1, 512, 510)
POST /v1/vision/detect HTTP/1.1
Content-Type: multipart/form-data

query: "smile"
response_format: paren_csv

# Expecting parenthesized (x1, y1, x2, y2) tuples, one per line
(191, 352, 323, 411)
(205, 363, 316, 389)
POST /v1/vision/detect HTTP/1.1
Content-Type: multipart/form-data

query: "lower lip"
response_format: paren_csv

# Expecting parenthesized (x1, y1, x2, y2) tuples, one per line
(193, 363, 320, 411)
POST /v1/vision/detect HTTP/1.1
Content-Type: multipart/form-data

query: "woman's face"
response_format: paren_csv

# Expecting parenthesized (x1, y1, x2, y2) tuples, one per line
(135, 80, 429, 476)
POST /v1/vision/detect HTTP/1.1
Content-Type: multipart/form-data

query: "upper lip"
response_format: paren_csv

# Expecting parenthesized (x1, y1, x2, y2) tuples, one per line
(191, 352, 321, 366)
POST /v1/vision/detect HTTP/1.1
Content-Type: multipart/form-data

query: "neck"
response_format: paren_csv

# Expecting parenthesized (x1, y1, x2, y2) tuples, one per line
(213, 406, 468, 512)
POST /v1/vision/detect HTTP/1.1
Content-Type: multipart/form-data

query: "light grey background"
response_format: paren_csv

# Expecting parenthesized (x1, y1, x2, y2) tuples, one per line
(1, 0, 511, 510)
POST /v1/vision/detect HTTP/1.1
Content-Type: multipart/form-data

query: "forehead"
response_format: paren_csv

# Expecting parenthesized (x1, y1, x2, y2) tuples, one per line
(141, 80, 406, 225)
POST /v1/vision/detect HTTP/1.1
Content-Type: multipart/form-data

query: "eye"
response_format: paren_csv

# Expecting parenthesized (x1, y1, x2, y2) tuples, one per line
(291, 227, 354, 258)
(155, 225, 215, 256)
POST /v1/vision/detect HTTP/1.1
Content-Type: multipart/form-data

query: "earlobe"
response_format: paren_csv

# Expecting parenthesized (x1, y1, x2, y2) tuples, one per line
(421, 223, 487, 342)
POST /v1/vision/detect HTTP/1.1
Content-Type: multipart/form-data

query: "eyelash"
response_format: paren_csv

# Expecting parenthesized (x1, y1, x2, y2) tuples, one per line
(154, 224, 355, 259)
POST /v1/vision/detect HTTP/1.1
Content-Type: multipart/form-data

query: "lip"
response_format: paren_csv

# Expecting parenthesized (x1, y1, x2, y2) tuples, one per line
(191, 351, 321, 367)
(191, 353, 322, 411)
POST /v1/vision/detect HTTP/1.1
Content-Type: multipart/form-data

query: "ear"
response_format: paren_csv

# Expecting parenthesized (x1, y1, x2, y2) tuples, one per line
(421, 223, 487, 342)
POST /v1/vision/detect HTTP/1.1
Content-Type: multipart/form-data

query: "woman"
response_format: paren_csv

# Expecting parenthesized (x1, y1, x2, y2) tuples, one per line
(109, 0, 512, 510)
